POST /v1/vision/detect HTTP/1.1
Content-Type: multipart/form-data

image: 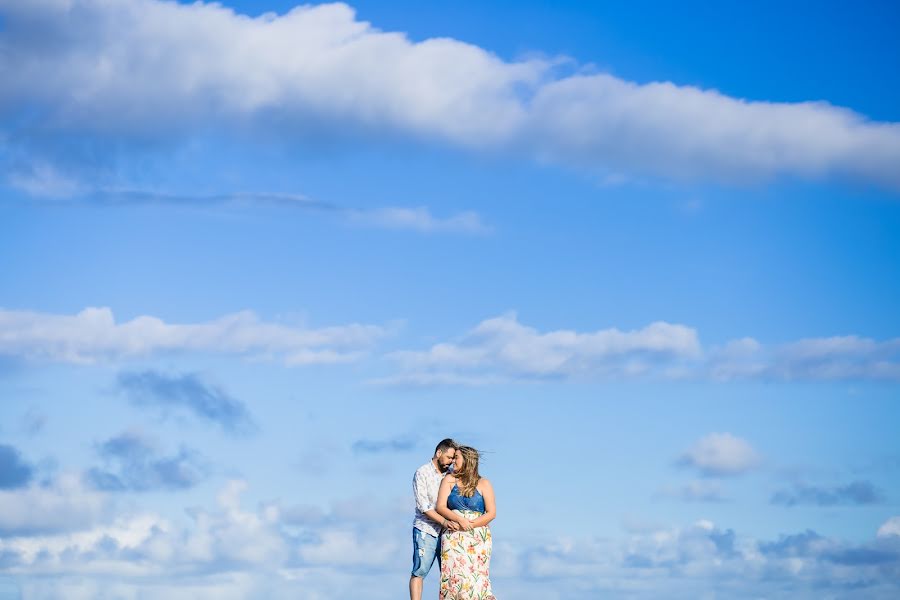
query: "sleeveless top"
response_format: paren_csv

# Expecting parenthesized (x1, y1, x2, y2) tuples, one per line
(447, 483, 485, 513)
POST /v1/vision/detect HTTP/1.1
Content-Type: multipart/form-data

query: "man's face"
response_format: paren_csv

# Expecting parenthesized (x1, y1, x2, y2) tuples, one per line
(436, 448, 456, 472)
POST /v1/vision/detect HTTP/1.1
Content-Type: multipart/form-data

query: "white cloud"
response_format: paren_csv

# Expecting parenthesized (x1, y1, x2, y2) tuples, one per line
(0, 473, 110, 535)
(2, 479, 899, 600)
(367, 371, 511, 388)
(7, 162, 85, 198)
(347, 206, 490, 234)
(0, 306, 387, 365)
(388, 313, 701, 381)
(0, 480, 412, 599)
(878, 516, 900, 538)
(774, 335, 900, 381)
(500, 519, 900, 599)
(0, 479, 287, 575)
(677, 433, 760, 477)
(382, 315, 900, 386)
(0, 1, 898, 190)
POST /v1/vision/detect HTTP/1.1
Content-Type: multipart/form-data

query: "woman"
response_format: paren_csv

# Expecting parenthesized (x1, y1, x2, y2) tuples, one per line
(435, 446, 497, 600)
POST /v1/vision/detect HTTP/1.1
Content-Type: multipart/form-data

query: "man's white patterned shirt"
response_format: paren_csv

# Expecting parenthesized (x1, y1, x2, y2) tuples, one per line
(412, 460, 444, 537)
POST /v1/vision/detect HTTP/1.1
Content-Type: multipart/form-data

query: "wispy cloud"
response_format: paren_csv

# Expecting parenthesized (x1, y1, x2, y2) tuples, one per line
(20, 407, 47, 436)
(86, 430, 207, 492)
(771, 480, 884, 507)
(351, 435, 417, 455)
(1, 1, 898, 191)
(6, 162, 85, 198)
(0, 307, 388, 366)
(0, 444, 34, 490)
(347, 207, 491, 235)
(11, 182, 491, 235)
(88, 189, 331, 209)
(657, 480, 729, 503)
(117, 370, 255, 434)
(676, 433, 761, 477)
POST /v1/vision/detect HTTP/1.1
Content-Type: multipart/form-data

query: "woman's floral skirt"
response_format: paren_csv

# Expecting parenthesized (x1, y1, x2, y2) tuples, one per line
(440, 509, 496, 600)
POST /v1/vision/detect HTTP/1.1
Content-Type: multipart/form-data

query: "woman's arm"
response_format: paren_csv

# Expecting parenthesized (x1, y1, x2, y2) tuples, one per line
(468, 478, 496, 528)
(436, 476, 469, 527)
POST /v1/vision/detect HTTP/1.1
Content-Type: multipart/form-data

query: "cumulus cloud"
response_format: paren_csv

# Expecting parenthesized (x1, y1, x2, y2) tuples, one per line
(505, 519, 900, 599)
(385, 312, 701, 383)
(677, 433, 760, 477)
(117, 370, 255, 433)
(86, 430, 208, 492)
(709, 335, 900, 382)
(0, 1, 898, 191)
(0, 480, 410, 599)
(0, 443, 34, 489)
(771, 480, 884, 507)
(0, 480, 286, 576)
(2, 480, 900, 599)
(0, 473, 109, 535)
(878, 517, 900, 539)
(380, 315, 900, 386)
(773, 336, 900, 381)
(0, 306, 387, 365)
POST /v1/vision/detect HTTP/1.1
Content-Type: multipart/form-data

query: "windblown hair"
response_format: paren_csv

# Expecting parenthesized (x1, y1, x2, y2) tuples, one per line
(454, 446, 481, 498)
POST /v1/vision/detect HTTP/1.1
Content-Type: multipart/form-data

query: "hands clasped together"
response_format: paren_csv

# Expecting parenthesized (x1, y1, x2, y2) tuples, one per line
(443, 518, 476, 532)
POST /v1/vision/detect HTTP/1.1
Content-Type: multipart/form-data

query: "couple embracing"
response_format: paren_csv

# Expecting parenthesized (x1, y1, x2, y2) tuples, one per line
(410, 438, 497, 600)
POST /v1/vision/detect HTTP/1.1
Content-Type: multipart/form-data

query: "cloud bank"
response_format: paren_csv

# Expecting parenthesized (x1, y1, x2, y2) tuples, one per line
(377, 313, 900, 386)
(1, 0, 898, 190)
(1, 478, 898, 599)
(0, 306, 387, 365)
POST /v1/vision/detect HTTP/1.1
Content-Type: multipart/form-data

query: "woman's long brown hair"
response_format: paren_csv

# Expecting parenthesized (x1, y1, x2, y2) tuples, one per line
(454, 446, 481, 497)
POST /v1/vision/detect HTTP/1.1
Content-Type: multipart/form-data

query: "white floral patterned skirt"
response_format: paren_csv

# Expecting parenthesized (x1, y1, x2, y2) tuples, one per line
(440, 509, 496, 600)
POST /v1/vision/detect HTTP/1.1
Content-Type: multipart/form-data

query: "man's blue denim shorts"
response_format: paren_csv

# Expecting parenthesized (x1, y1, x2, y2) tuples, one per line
(411, 527, 440, 577)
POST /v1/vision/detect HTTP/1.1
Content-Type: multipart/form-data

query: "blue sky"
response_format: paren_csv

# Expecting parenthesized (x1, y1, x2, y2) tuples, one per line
(1, 1, 899, 598)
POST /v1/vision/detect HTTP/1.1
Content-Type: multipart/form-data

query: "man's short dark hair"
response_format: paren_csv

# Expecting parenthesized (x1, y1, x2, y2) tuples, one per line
(434, 438, 458, 455)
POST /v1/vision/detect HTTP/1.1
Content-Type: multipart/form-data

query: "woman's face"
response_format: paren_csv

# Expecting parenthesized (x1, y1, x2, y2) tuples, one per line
(453, 452, 464, 473)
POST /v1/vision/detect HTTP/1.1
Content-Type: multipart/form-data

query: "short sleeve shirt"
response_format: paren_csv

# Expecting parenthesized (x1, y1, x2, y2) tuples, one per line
(412, 461, 444, 537)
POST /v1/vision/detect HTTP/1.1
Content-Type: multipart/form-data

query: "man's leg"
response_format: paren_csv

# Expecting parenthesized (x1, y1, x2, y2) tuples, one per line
(409, 575, 423, 600)
(410, 528, 438, 600)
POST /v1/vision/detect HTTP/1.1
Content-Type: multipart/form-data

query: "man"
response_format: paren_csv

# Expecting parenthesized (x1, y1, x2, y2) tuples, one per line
(410, 438, 458, 600)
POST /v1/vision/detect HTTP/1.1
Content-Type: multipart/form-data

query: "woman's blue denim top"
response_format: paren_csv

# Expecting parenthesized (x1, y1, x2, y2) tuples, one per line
(448, 484, 485, 513)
